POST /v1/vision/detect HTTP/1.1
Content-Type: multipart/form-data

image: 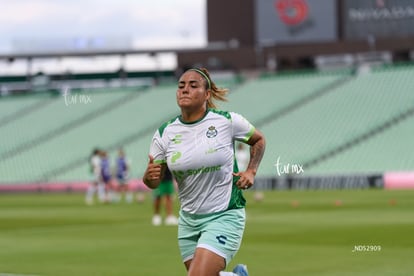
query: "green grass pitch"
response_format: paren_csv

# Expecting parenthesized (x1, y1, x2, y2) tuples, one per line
(0, 189, 413, 275)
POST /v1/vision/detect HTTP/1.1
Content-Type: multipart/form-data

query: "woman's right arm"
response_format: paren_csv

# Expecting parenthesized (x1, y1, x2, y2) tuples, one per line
(142, 155, 166, 189)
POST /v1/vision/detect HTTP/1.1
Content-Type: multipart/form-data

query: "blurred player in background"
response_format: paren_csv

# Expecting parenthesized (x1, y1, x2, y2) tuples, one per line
(235, 143, 249, 172)
(143, 68, 265, 276)
(100, 150, 112, 203)
(152, 168, 178, 226)
(115, 148, 133, 203)
(85, 148, 102, 205)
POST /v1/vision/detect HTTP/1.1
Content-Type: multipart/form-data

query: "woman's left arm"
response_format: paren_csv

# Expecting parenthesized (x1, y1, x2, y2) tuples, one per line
(245, 129, 266, 176)
(234, 129, 266, 189)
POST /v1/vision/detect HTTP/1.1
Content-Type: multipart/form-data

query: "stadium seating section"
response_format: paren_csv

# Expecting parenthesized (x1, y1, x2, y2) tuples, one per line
(0, 63, 413, 183)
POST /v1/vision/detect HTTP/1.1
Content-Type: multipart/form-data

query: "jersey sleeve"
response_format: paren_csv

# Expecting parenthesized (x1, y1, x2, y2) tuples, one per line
(231, 112, 256, 142)
(149, 130, 168, 164)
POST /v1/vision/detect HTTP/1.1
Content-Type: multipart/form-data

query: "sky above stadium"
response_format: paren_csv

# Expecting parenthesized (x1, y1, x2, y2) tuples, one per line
(0, 0, 207, 54)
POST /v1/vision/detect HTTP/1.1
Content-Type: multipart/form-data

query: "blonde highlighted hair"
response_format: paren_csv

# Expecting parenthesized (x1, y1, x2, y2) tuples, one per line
(187, 68, 228, 109)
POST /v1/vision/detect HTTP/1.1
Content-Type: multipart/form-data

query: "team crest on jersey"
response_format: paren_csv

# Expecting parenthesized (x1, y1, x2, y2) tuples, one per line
(206, 126, 218, 138)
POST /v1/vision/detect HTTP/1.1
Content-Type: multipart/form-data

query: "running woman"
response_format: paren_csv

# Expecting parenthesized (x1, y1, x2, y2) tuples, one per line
(143, 68, 265, 276)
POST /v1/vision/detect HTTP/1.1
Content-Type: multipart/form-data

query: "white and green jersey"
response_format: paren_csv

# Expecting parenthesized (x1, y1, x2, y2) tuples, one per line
(150, 109, 255, 214)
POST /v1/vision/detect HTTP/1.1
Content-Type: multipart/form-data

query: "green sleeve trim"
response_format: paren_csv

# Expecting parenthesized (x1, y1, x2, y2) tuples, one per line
(208, 108, 231, 120)
(158, 116, 179, 137)
(242, 126, 255, 142)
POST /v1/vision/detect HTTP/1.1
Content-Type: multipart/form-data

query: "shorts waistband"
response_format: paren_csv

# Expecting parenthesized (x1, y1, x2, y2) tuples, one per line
(179, 208, 244, 219)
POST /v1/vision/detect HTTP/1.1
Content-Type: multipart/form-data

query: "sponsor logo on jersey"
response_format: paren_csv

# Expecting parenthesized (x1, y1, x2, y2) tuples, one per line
(171, 151, 182, 163)
(172, 134, 182, 144)
(187, 165, 221, 175)
(172, 165, 221, 182)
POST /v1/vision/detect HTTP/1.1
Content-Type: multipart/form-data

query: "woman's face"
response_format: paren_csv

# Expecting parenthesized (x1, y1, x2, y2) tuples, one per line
(176, 71, 210, 111)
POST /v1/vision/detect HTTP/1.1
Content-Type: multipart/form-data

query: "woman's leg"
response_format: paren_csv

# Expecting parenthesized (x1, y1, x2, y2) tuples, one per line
(186, 247, 225, 276)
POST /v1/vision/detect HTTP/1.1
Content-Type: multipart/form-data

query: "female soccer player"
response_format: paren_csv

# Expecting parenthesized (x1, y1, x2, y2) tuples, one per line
(143, 68, 265, 276)
(85, 148, 101, 205)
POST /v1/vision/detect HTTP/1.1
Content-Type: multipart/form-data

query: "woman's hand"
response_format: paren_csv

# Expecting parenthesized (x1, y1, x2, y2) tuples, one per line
(143, 155, 162, 189)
